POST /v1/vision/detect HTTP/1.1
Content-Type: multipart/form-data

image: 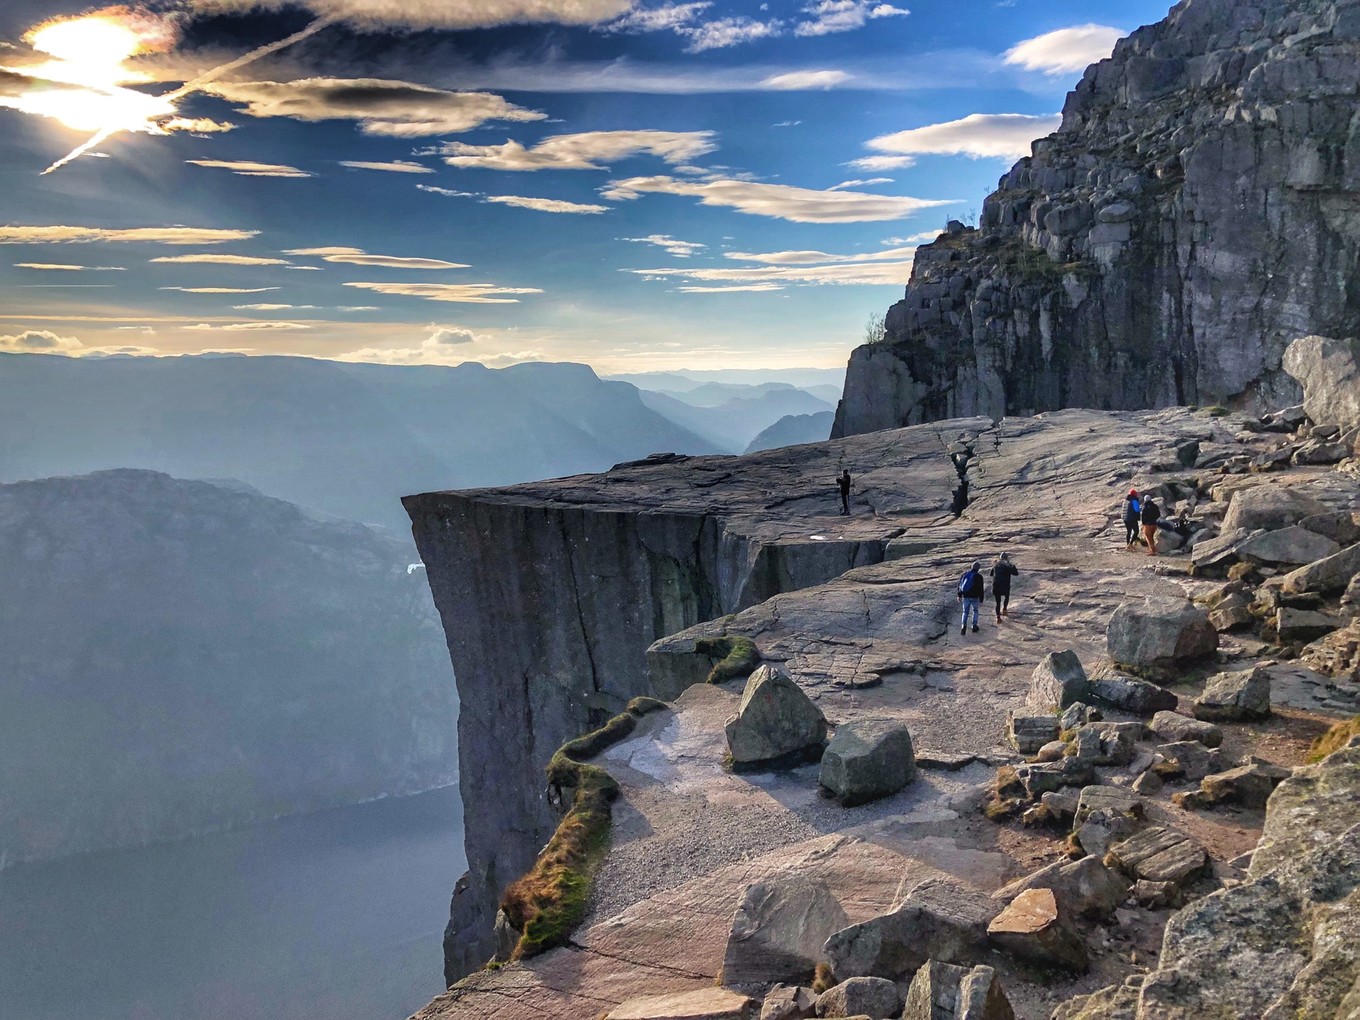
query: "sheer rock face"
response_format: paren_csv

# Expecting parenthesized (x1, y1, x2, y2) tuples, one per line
(833, 0, 1360, 438)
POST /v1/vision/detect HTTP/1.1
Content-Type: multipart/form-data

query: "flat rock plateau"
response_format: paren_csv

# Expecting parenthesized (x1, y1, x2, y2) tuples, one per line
(406, 399, 1360, 1019)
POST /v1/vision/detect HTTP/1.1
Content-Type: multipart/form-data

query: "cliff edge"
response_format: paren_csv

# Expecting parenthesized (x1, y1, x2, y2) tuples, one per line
(834, 0, 1360, 437)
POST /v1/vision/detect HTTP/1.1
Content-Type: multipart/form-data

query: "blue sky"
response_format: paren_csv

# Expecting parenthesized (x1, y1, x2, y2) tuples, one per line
(0, 0, 1172, 372)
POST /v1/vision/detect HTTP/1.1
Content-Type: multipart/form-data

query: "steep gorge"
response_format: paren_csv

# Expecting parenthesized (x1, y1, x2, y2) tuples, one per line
(835, 0, 1360, 436)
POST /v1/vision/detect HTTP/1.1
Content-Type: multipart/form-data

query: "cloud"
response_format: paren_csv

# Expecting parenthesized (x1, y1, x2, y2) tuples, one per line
(628, 257, 916, 286)
(0, 329, 82, 352)
(679, 16, 783, 51)
(427, 324, 482, 345)
(338, 305, 380, 311)
(484, 195, 609, 214)
(284, 246, 469, 269)
(760, 70, 851, 90)
(184, 321, 313, 330)
(678, 283, 783, 293)
(187, 158, 312, 177)
(162, 117, 236, 133)
(883, 230, 943, 244)
(795, 0, 910, 37)
(151, 253, 291, 265)
(602, 2, 712, 32)
(864, 112, 1061, 161)
(1004, 24, 1125, 75)
(844, 154, 917, 171)
(600, 176, 952, 223)
(187, 0, 635, 30)
(417, 184, 478, 197)
(14, 262, 125, 270)
(622, 235, 706, 257)
(0, 225, 257, 245)
(431, 130, 717, 171)
(161, 286, 282, 293)
(200, 78, 545, 138)
(338, 160, 433, 173)
(724, 245, 915, 265)
(343, 281, 543, 304)
(829, 177, 893, 190)
(233, 303, 318, 309)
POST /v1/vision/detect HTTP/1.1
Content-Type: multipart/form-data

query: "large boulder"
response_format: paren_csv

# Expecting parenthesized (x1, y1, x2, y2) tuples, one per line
(819, 719, 915, 806)
(1281, 542, 1360, 596)
(814, 976, 899, 1018)
(1192, 666, 1271, 722)
(1107, 596, 1218, 679)
(1283, 335, 1360, 433)
(725, 665, 827, 765)
(901, 960, 1014, 1020)
(1222, 484, 1332, 534)
(1028, 650, 1090, 710)
(823, 878, 1000, 980)
(1087, 672, 1178, 715)
(1155, 741, 1227, 782)
(1233, 526, 1341, 568)
(721, 875, 850, 987)
(992, 855, 1128, 921)
(986, 888, 1088, 973)
(1150, 710, 1223, 748)
(1300, 617, 1360, 681)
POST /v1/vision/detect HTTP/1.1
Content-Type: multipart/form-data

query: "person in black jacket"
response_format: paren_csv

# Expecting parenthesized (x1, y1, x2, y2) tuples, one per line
(1122, 489, 1141, 548)
(837, 469, 851, 515)
(990, 552, 1018, 622)
(1140, 496, 1161, 556)
(957, 560, 985, 634)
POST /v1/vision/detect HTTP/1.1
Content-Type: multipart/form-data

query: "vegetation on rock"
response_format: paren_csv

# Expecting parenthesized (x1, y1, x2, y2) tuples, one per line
(1306, 716, 1360, 764)
(695, 635, 760, 684)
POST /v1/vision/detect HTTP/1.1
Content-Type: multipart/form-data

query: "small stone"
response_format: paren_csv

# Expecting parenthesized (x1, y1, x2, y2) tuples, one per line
(1059, 701, 1102, 731)
(901, 960, 1015, 1020)
(915, 750, 976, 771)
(1088, 672, 1179, 714)
(1015, 757, 1095, 798)
(1035, 740, 1067, 763)
(1193, 666, 1272, 721)
(761, 985, 816, 1020)
(1007, 713, 1060, 754)
(992, 855, 1129, 921)
(1106, 827, 1208, 888)
(987, 888, 1088, 973)
(1197, 763, 1290, 809)
(814, 976, 900, 1018)
(1030, 650, 1090, 710)
(1132, 770, 1163, 796)
(1131, 880, 1180, 910)
(1155, 741, 1226, 781)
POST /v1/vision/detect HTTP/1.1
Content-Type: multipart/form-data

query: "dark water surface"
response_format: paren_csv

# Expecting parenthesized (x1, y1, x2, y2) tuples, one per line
(0, 787, 465, 1020)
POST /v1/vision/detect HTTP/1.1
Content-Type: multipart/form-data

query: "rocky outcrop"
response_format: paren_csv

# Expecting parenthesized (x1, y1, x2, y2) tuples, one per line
(1107, 597, 1218, 679)
(834, 0, 1360, 437)
(0, 470, 455, 867)
(1283, 335, 1360, 432)
(725, 666, 828, 765)
(720, 875, 848, 987)
(818, 720, 916, 806)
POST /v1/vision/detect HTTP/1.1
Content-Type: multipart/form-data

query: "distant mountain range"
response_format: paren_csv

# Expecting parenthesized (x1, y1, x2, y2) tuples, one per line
(0, 354, 719, 532)
(0, 469, 455, 867)
(744, 411, 838, 454)
(639, 385, 836, 453)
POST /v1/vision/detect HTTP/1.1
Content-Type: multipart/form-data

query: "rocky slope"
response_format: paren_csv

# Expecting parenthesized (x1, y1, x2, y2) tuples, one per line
(0, 469, 454, 866)
(834, 0, 1360, 437)
(408, 333, 1360, 1016)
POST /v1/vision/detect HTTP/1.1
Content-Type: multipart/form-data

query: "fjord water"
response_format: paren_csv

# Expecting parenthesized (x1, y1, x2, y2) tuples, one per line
(0, 786, 465, 1020)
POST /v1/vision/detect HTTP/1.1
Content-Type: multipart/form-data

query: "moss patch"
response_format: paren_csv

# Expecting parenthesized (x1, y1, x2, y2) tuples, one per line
(500, 697, 667, 960)
(695, 635, 760, 684)
(1306, 716, 1360, 764)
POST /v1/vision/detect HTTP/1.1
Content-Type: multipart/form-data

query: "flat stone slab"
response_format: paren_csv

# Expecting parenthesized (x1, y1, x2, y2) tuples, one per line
(1107, 827, 1208, 887)
(606, 987, 755, 1020)
(915, 749, 977, 771)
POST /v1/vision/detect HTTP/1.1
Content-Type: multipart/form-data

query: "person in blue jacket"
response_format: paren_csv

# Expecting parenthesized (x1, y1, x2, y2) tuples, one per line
(957, 561, 985, 635)
(1122, 489, 1141, 549)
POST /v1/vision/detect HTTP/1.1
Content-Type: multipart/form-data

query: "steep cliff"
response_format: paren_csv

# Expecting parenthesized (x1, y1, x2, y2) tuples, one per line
(404, 426, 975, 980)
(0, 470, 455, 866)
(835, 0, 1360, 437)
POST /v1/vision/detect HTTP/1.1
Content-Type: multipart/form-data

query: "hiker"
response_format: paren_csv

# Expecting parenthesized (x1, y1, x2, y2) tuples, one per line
(957, 560, 985, 634)
(837, 469, 851, 515)
(1140, 494, 1162, 556)
(1122, 489, 1141, 548)
(990, 552, 1018, 623)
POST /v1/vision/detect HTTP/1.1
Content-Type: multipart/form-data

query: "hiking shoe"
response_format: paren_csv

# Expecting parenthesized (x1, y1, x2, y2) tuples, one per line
(972, 625, 979, 633)
(960, 625, 967, 635)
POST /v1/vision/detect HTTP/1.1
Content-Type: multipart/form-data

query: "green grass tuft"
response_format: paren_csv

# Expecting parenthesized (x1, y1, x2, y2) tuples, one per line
(501, 697, 667, 960)
(695, 635, 760, 684)
(1306, 716, 1360, 764)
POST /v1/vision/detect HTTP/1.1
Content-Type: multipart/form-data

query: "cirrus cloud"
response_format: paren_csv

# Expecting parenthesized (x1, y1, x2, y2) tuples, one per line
(343, 281, 543, 304)
(184, 321, 312, 330)
(0, 225, 258, 245)
(338, 160, 434, 173)
(14, 262, 125, 270)
(284, 246, 469, 269)
(483, 195, 609, 214)
(151, 253, 292, 265)
(187, 159, 312, 177)
(795, 1, 910, 37)
(600, 176, 952, 223)
(431, 130, 717, 171)
(1004, 24, 1126, 76)
(864, 112, 1061, 162)
(760, 70, 852, 90)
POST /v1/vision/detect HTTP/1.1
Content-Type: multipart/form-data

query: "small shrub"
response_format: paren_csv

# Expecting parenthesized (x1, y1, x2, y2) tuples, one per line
(1204, 405, 1230, 418)
(812, 962, 836, 994)
(695, 635, 760, 684)
(502, 697, 667, 959)
(1306, 716, 1360, 763)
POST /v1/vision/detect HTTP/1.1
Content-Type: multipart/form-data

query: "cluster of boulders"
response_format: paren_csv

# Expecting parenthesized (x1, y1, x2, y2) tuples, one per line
(723, 665, 917, 807)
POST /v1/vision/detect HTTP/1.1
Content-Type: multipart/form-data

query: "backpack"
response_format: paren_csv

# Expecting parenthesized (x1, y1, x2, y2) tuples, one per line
(958, 571, 977, 595)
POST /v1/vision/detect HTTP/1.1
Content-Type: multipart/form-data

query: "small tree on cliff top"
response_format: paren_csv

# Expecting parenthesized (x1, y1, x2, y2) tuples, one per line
(864, 312, 887, 345)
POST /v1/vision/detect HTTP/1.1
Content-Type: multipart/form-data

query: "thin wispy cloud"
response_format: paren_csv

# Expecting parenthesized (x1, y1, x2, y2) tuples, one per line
(602, 2, 713, 33)
(338, 160, 434, 173)
(184, 320, 312, 330)
(14, 262, 125, 270)
(484, 195, 609, 214)
(187, 159, 312, 177)
(430, 130, 717, 171)
(678, 283, 783, 293)
(343, 281, 543, 304)
(601, 176, 952, 223)
(829, 177, 893, 191)
(1004, 24, 1126, 75)
(795, 1, 910, 37)
(233, 303, 317, 310)
(724, 245, 915, 265)
(160, 286, 282, 293)
(623, 235, 706, 257)
(202, 79, 546, 138)
(151, 254, 291, 265)
(761, 70, 851, 89)
(629, 258, 916, 286)
(0, 226, 257, 245)
(844, 154, 917, 171)
(864, 112, 1061, 161)
(284, 246, 469, 269)
(187, 0, 635, 30)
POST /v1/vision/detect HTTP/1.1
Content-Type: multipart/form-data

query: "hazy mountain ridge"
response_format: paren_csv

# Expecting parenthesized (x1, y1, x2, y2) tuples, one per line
(743, 411, 837, 454)
(0, 469, 456, 867)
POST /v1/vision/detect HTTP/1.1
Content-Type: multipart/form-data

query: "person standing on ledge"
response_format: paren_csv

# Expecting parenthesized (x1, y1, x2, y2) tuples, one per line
(1122, 489, 1142, 549)
(837, 469, 852, 515)
(957, 560, 985, 635)
(1140, 493, 1162, 556)
(991, 552, 1018, 623)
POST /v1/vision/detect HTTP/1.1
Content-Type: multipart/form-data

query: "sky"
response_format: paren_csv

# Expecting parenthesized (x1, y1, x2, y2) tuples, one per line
(0, 0, 1173, 374)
